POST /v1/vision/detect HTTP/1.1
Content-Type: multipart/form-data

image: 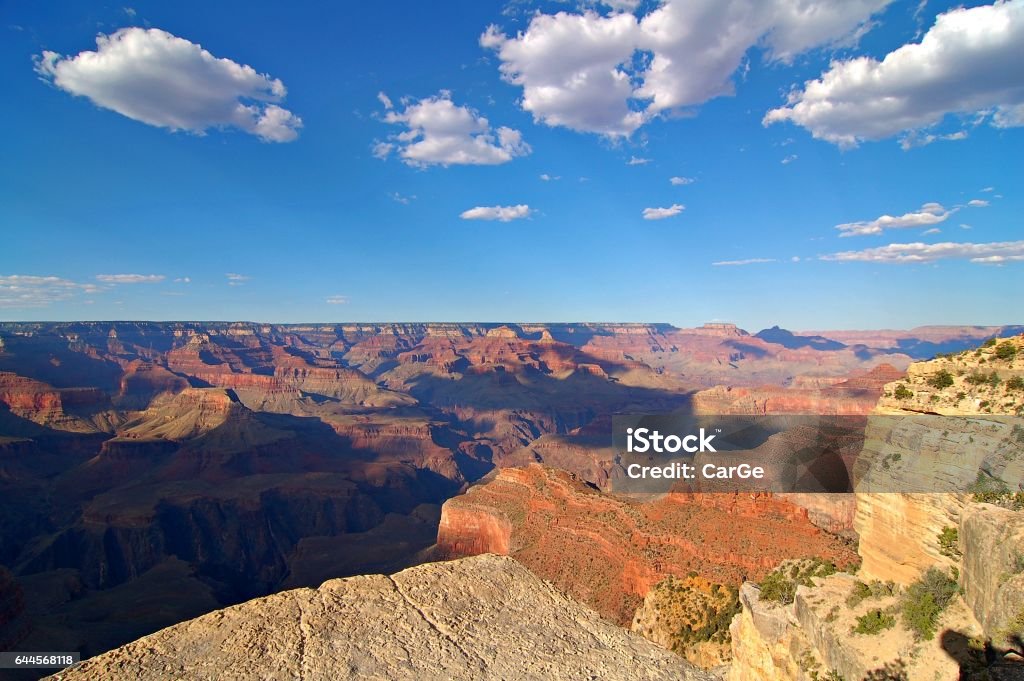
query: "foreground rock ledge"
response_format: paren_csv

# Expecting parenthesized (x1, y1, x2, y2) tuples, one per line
(47, 554, 710, 681)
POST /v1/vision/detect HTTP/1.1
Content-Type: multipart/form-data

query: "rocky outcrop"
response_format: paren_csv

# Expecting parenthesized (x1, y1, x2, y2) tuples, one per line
(960, 503, 1024, 645)
(631, 574, 738, 668)
(728, 575, 976, 681)
(853, 334, 1024, 585)
(727, 335, 1024, 680)
(49, 555, 711, 681)
(0, 372, 106, 432)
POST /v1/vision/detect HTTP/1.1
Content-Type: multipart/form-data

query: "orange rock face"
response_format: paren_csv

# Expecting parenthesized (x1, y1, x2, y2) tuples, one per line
(437, 465, 858, 625)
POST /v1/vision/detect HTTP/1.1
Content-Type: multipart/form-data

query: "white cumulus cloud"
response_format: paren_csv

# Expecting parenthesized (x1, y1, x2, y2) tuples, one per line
(642, 204, 684, 220)
(96, 273, 165, 284)
(764, 1, 1024, 147)
(460, 205, 533, 222)
(376, 92, 530, 167)
(821, 240, 1024, 264)
(481, 0, 889, 136)
(35, 27, 302, 142)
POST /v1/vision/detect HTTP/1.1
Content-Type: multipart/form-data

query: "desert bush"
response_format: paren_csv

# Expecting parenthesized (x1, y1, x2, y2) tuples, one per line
(760, 559, 837, 605)
(854, 609, 896, 635)
(760, 570, 796, 605)
(995, 342, 1018, 361)
(893, 384, 914, 400)
(937, 526, 961, 558)
(901, 568, 957, 640)
(927, 369, 955, 389)
(1007, 376, 1024, 391)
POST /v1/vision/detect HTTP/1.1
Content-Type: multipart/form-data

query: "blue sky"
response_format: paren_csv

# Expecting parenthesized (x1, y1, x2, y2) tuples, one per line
(1, 0, 1022, 329)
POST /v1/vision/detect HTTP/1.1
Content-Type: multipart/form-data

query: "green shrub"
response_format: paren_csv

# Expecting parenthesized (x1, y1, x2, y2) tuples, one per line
(984, 338, 997, 347)
(847, 579, 898, 608)
(901, 568, 957, 640)
(760, 559, 837, 605)
(760, 570, 796, 605)
(927, 369, 955, 389)
(847, 581, 871, 608)
(995, 342, 1018, 361)
(937, 526, 961, 558)
(893, 384, 914, 400)
(1007, 376, 1024, 391)
(854, 609, 896, 635)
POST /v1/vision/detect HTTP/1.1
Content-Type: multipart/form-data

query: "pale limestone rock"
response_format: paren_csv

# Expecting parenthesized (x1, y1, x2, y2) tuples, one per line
(47, 555, 710, 681)
(960, 503, 1024, 644)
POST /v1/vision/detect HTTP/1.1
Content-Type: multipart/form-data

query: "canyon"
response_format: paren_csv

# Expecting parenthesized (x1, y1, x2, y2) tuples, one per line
(1, 321, 1021, 678)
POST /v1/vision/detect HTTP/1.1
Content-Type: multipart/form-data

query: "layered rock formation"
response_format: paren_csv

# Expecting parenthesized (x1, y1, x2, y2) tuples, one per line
(727, 333, 1024, 680)
(960, 503, 1024, 646)
(436, 465, 857, 627)
(48, 555, 711, 681)
(0, 321, 1016, 671)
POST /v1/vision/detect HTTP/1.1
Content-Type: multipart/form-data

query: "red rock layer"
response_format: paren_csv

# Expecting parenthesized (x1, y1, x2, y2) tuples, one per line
(437, 465, 858, 625)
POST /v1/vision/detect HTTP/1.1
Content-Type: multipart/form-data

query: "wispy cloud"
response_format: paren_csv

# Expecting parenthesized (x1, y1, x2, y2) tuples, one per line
(967, 199, 989, 207)
(539, 173, 560, 181)
(669, 176, 694, 185)
(835, 202, 952, 237)
(898, 130, 968, 150)
(96, 273, 165, 284)
(0, 275, 102, 308)
(712, 258, 777, 266)
(922, 227, 941, 235)
(642, 204, 684, 220)
(780, 154, 798, 164)
(390, 192, 416, 204)
(226, 273, 250, 286)
(325, 295, 349, 304)
(460, 204, 533, 222)
(821, 240, 1024, 264)
(627, 156, 650, 166)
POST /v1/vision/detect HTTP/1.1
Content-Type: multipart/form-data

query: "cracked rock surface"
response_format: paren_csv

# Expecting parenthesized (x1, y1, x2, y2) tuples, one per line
(47, 554, 710, 680)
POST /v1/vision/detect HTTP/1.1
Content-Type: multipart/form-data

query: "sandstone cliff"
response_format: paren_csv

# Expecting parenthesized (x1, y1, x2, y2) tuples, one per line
(47, 555, 711, 681)
(727, 334, 1024, 680)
